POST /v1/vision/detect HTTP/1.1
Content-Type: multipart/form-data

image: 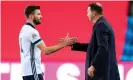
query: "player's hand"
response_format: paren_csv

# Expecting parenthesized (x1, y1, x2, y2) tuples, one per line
(59, 33, 78, 47)
(88, 65, 95, 78)
(59, 37, 78, 45)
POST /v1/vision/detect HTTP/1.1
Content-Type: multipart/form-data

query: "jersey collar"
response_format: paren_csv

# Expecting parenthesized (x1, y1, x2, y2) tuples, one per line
(25, 22, 35, 29)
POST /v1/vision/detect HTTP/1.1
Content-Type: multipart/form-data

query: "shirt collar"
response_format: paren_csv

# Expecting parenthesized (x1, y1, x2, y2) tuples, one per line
(25, 22, 35, 29)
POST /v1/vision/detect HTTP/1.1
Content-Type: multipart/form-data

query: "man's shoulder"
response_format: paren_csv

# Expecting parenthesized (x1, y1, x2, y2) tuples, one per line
(22, 24, 38, 33)
(20, 25, 38, 38)
(95, 21, 111, 33)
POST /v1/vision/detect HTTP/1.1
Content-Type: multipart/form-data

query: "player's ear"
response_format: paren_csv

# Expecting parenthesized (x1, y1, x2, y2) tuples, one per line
(29, 14, 33, 19)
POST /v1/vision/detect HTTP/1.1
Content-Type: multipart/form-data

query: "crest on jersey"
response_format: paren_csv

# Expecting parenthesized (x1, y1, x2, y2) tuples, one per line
(32, 33, 37, 39)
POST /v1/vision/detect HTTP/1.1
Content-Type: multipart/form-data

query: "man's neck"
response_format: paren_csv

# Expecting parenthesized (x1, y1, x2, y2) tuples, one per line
(92, 15, 103, 24)
(27, 19, 35, 26)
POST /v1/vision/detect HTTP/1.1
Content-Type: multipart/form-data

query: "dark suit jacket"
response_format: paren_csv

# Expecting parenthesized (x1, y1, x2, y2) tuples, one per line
(72, 16, 120, 80)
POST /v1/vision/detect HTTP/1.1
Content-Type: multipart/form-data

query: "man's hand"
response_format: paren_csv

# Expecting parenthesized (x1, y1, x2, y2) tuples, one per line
(88, 65, 95, 78)
(59, 33, 78, 47)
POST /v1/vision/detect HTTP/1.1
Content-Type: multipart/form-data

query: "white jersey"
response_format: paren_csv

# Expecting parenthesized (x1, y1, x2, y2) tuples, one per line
(19, 23, 43, 76)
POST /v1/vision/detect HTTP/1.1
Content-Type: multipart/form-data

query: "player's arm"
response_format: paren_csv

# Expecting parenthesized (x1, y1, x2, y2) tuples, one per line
(37, 35, 77, 55)
(30, 31, 77, 55)
(37, 40, 65, 55)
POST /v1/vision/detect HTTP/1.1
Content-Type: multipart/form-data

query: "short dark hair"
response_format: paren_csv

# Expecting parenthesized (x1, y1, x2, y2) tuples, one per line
(89, 3, 103, 15)
(24, 5, 40, 18)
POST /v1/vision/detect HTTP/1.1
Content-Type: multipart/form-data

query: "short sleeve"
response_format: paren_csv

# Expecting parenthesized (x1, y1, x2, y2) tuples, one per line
(29, 30, 42, 46)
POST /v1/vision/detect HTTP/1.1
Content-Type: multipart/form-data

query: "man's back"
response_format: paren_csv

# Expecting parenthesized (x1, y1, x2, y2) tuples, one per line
(103, 18, 120, 80)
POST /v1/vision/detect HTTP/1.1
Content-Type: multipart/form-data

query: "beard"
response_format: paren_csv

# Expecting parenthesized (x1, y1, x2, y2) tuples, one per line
(33, 18, 41, 25)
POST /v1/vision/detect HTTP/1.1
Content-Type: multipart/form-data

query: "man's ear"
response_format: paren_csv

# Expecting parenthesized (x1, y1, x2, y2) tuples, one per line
(92, 11, 97, 16)
(29, 14, 33, 19)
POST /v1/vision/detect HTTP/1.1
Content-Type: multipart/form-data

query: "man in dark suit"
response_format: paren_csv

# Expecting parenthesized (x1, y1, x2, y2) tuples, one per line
(71, 3, 120, 80)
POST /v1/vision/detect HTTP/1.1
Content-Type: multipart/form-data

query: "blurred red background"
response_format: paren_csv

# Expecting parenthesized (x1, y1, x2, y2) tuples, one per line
(1, 1, 128, 62)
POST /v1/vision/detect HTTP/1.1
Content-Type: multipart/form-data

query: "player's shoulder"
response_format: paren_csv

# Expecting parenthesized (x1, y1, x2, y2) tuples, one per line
(23, 24, 33, 30)
(22, 24, 38, 33)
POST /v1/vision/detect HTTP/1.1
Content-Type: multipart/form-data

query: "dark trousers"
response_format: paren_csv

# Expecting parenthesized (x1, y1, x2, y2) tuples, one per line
(23, 74, 43, 80)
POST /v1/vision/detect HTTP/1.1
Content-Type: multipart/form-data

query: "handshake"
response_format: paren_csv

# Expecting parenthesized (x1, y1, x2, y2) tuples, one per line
(58, 33, 78, 47)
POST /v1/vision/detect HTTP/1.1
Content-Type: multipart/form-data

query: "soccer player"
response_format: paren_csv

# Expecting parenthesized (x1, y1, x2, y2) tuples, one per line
(19, 5, 77, 80)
